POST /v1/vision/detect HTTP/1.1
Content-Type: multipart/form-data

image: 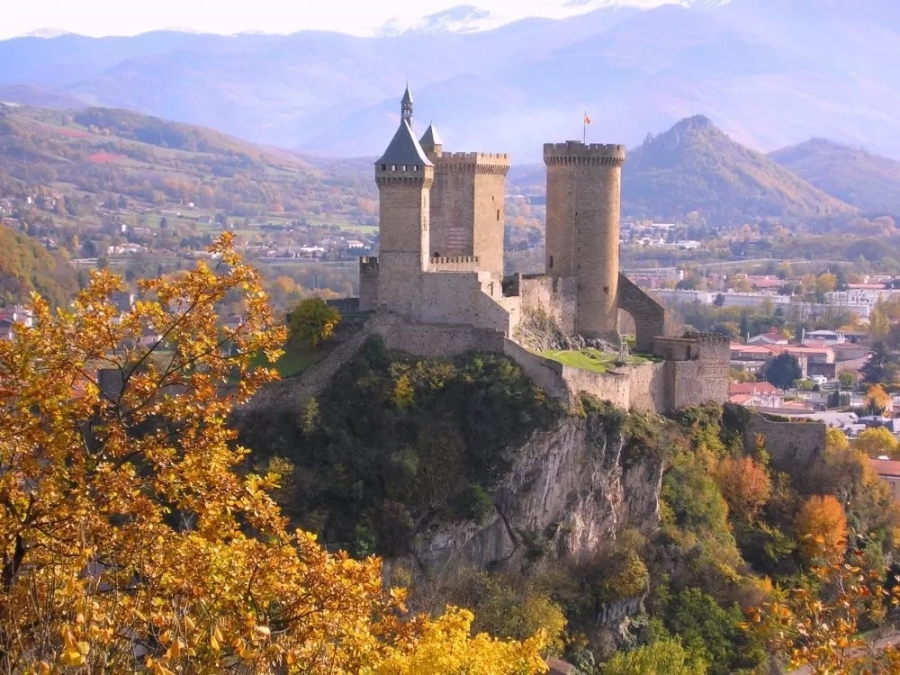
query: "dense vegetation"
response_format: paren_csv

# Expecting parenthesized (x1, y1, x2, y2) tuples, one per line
(237, 339, 563, 556)
(622, 116, 856, 223)
(240, 362, 900, 672)
(0, 221, 79, 306)
(0, 104, 376, 219)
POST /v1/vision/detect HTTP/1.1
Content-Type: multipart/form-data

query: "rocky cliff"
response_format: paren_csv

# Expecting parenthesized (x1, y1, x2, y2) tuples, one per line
(409, 409, 665, 578)
(236, 338, 669, 588)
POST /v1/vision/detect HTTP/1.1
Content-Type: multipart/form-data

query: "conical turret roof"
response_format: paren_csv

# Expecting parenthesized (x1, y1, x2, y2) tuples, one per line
(376, 120, 433, 167)
(420, 123, 443, 149)
(401, 85, 413, 106)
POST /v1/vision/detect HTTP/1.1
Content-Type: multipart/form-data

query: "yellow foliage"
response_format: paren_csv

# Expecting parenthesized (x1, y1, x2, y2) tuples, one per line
(853, 425, 899, 458)
(793, 495, 848, 565)
(865, 383, 892, 415)
(0, 234, 546, 673)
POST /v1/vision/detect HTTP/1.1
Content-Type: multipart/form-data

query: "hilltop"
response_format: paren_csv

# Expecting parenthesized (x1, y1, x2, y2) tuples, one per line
(1, 0, 900, 159)
(769, 138, 900, 215)
(0, 104, 376, 221)
(620, 116, 856, 223)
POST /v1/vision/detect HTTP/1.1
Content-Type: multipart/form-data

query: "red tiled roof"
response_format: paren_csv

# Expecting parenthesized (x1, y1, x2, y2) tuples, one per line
(871, 458, 900, 478)
(729, 382, 781, 395)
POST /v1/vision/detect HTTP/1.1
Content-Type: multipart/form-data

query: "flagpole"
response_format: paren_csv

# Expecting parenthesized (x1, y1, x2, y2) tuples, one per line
(583, 111, 586, 144)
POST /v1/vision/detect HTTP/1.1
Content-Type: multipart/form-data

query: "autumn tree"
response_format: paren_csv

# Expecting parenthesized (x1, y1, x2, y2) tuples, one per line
(793, 495, 848, 565)
(747, 553, 900, 675)
(0, 233, 547, 673)
(853, 426, 900, 459)
(290, 296, 341, 347)
(601, 639, 708, 675)
(713, 456, 772, 524)
(865, 383, 893, 415)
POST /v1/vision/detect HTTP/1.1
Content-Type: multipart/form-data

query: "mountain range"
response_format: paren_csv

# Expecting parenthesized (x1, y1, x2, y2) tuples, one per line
(4, 102, 898, 226)
(0, 0, 898, 161)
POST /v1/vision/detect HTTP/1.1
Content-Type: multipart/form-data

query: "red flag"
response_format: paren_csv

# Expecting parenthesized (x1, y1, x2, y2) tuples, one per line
(584, 113, 591, 124)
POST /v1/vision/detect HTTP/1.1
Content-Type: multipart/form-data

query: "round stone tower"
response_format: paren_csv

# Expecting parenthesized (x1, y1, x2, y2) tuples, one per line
(543, 141, 626, 339)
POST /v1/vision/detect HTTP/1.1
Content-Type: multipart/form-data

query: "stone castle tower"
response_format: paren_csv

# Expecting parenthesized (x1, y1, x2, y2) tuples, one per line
(350, 86, 728, 413)
(422, 125, 510, 278)
(372, 86, 434, 317)
(544, 142, 627, 338)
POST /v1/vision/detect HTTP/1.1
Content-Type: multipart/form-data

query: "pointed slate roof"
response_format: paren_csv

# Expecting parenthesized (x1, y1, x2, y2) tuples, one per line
(420, 123, 443, 149)
(376, 120, 433, 167)
(401, 85, 413, 106)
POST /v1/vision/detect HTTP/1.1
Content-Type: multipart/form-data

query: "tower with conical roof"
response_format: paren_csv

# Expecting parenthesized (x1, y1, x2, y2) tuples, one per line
(372, 88, 434, 316)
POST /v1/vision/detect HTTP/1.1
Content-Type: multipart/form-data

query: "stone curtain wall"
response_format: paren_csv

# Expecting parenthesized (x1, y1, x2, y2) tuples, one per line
(618, 275, 667, 353)
(515, 275, 578, 337)
(742, 412, 826, 469)
(381, 321, 505, 359)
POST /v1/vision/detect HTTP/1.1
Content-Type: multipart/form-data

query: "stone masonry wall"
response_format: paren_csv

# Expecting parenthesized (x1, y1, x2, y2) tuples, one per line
(618, 275, 667, 353)
(418, 272, 519, 336)
(515, 274, 578, 337)
(380, 320, 505, 359)
(741, 410, 826, 469)
(359, 257, 379, 311)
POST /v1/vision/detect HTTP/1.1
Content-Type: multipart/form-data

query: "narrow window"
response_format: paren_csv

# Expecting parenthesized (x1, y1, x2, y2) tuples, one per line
(496, 209, 500, 221)
(549, 256, 554, 268)
(381, 164, 387, 171)
(604, 286, 610, 294)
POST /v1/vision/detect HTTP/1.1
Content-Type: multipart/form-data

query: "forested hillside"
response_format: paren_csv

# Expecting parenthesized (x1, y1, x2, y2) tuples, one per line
(0, 222, 78, 306)
(621, 116, 855, 223)
(0, 104, 376, 219)
(770, 138, 900, 215)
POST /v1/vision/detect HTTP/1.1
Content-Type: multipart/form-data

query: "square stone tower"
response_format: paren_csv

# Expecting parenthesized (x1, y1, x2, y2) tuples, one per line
(421, 124, 510, 279)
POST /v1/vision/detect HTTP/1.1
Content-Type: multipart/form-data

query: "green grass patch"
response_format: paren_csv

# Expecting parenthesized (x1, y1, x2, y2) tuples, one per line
(541, 349, 659, 373)
(253, 338, 335, 378)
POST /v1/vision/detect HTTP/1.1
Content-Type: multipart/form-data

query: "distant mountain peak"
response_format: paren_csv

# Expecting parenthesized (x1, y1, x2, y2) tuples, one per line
(671, 114, 717, 133)
(376, 5, 493, 37)
(18, 28, 73, 39)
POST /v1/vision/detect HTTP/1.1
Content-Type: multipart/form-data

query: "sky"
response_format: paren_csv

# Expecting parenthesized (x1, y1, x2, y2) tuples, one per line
(0, 0, 674, 40)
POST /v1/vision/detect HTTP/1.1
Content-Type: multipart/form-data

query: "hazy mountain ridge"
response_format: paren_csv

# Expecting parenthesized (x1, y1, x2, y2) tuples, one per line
(0, 1, 898, 160)
(622, 115, 856, 222)
(769, 139, 900, 215)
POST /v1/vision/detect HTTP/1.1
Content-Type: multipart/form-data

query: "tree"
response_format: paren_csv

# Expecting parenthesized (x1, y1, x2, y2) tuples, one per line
(290, 297, 341, 347)
(713, 293, 725, 307)
(793, 495, 848, 565)
(747, 553, 900, 675)
(861, 341, 898, 386)
(765, 353, 802, 390)
(0, 233, 547, 673)
(601, 639, 708, 675)
(853, 426, 900, 458)
(714, 456, 772, 523)
(870, 306, 890, 341)
(838, 370, 857, 390)
(865, 383, 893, 415)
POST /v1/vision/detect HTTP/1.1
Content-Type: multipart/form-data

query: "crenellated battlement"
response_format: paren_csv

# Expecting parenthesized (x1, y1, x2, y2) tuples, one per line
(435, 152, 511, 175)
(431, 255, 479, 264)
(543, 141, 626, 167)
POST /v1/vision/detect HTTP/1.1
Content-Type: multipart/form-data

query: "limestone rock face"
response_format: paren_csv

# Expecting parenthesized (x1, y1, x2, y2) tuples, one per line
(409, 414, 664, 578)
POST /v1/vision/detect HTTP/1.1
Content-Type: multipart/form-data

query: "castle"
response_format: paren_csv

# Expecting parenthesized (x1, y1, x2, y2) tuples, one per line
(354, 87, 728, 413)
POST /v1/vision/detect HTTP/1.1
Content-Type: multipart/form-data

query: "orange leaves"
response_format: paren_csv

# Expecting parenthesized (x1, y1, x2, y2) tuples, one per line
(714, 455, 772, 524)
(794, 495, 848, 566)
(0, 234, 546, 674)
